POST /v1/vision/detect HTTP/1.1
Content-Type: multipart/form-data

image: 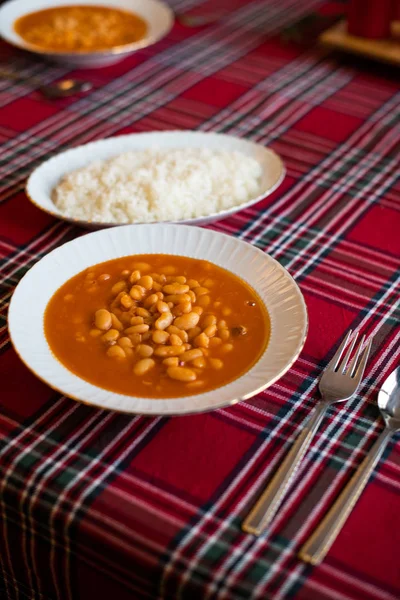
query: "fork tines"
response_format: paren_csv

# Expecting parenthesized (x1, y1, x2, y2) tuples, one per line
(328, 329, 372, 380)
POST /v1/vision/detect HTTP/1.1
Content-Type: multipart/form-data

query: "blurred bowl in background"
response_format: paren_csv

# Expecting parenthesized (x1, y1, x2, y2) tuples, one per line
(0, 0, 174, 68)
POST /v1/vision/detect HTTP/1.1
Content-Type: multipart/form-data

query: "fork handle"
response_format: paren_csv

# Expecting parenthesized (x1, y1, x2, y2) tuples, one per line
(242, 402, 328, 535)
(299, 427, 392, 565)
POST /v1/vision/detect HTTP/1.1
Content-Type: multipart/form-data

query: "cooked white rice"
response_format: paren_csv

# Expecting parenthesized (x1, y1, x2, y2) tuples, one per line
(52, 148, 263, 223)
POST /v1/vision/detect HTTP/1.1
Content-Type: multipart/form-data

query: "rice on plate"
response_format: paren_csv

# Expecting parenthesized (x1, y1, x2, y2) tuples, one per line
(52, 148, 263, 223)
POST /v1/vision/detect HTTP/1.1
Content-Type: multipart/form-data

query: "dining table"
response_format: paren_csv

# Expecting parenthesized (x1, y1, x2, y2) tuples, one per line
(0, 0, 399, 599)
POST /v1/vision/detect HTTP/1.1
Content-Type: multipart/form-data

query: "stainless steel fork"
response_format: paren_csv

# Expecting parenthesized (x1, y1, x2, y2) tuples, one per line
(242, 329, 372, 536)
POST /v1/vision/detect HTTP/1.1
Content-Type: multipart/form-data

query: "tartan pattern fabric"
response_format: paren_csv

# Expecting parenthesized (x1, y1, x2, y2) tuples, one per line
(0, 0, 399, 598)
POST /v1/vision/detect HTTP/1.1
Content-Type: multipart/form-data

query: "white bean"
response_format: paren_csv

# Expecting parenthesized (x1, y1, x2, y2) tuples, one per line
(193, 332, 209, 348)
(174, 313, 200, 331)
(111, 281, 126, 295)
(154, 345, 185, 357)
(125, 324, 149, 335)
(133, 358, 155, 375)
(180, 349, 203, 362)
(155, 312, 173, 330)
(163, 283, 190, 295)
(152, 330, 170, 344)
(94, 309, 112, 331)
(209, 358, 223, 370)
(136, 344, 154, 358)
(167, 366, 196, 382)
(102, 329, 120, 343)
(107, 346, 126, 359)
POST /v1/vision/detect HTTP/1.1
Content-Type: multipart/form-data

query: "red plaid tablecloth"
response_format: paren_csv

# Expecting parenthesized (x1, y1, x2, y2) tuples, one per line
(1, 1, 399, 598)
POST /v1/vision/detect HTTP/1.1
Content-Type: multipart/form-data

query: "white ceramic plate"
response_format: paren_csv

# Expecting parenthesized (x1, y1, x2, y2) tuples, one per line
(27, 131, 285, 228)
(0, 0, 174, 68)
(8, 224, 307, 416)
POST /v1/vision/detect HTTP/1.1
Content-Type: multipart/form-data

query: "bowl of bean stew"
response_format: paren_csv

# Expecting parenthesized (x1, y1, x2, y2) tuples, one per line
(8, 224, 308, 415)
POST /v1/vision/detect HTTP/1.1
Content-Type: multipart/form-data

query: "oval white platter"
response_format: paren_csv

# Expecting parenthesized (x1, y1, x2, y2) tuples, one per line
(8, 224, 307, 416)
(26, 131, 285, 228)
(0, 0, 174, 68)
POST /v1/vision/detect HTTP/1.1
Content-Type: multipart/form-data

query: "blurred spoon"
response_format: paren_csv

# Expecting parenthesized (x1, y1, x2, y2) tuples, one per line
(40, 78, 92, 98)
(0, 70, 92, 98)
